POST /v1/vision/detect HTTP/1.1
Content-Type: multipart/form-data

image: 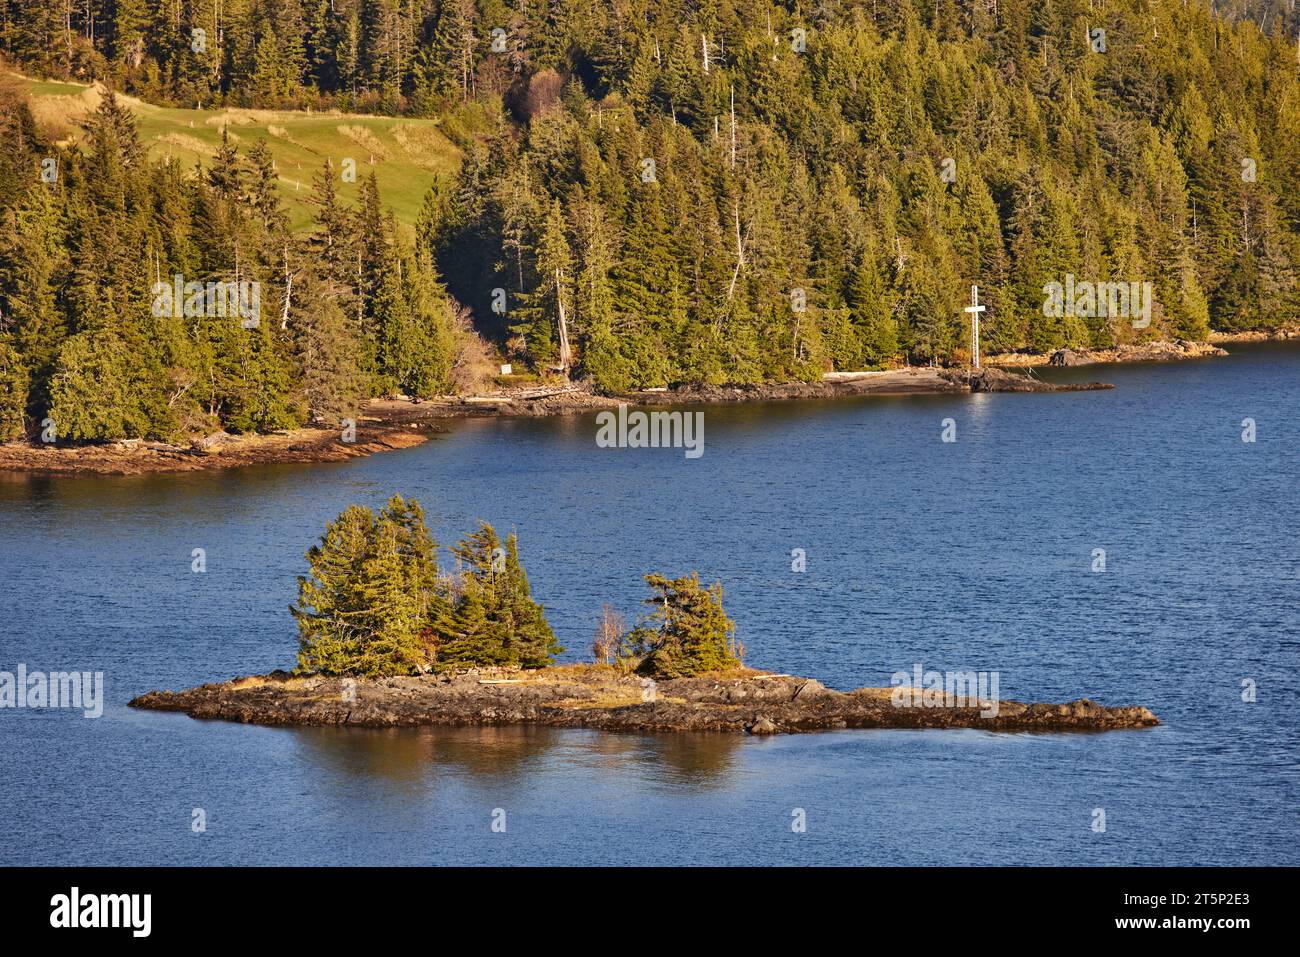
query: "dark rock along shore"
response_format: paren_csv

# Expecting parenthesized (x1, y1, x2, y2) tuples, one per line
(129, 668, 1159, 735)
(0, 365, 1109, 475)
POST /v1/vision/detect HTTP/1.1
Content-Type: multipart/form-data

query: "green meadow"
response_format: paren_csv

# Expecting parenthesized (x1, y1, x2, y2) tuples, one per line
(17, 75, 461, 232)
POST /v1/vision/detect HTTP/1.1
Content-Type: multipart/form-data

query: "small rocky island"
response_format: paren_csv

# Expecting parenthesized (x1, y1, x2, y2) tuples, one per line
(130, 667, 1159, 735)
(130, 495, 1157, 736)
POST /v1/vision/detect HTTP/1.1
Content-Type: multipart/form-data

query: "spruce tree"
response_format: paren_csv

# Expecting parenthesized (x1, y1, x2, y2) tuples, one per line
(293, 494, 447, 677)
(501, 532, 563, 668)
(294, 268, 364, 426)
(0, 337, 27, 442)
(630, 572, 741, 679)
(431, 521, 560, 671)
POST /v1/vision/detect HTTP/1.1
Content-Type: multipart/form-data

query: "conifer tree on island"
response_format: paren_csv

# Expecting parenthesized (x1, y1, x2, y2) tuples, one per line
(624, 572, 743, 678)
(292, 495, 560, 676)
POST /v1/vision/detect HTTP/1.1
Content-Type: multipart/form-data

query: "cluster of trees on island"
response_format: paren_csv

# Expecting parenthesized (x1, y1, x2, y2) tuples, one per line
(4, 0, 1300, 438)
(292, 494, 743, 678)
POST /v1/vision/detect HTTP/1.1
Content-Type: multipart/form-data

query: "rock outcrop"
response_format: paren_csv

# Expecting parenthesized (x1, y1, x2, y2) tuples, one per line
(967, 367, 1112, 392)
(1047, 339, 1228, 366)
(129, 667, 1159, 735)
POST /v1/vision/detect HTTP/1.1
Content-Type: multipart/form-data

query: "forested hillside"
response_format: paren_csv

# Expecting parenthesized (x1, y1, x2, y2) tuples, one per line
(3, 0, 1300, 434)
(0, 78, 479, 442)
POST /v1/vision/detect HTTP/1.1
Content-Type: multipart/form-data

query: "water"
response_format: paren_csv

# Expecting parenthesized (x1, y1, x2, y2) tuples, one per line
(2, 343, 1297, 865)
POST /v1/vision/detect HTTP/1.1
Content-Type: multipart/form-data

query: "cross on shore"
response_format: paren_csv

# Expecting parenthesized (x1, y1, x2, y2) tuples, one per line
(965, 285, 985, 370)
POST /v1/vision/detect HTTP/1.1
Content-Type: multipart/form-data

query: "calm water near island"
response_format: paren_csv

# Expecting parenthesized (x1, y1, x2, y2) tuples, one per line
(2, 342, 1298, 865)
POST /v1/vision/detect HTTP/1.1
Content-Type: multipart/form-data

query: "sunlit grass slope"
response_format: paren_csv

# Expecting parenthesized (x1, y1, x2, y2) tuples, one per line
(17, 75, 460, 232)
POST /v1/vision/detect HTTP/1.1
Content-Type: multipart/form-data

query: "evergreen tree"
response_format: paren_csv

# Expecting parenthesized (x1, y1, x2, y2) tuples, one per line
(293, 494, 450, 676)
(628, 572, 741, 678)
(514, 198, 573, 370)
(0, 336, 27, 441)
(294, 268, 363, 425)
(0, 185, 65, 415)
(47, 328, 164, 441)
(432, 521, 561, 671)
(848, 247, 899, 367)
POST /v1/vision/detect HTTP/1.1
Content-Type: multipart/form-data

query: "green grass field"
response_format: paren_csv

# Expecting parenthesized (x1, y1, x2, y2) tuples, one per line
(16, 75, 461, 233)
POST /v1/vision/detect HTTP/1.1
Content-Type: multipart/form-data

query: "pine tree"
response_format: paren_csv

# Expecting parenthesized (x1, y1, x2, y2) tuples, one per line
(0, 336, 27, 441)
(0, 185, 65, 415)
(308, 158, 352, 288)
(628, 572, 740, 679)
(224, 320, 302, 433)
(391, 252, 455, 397)
(848, 247, 899, 367)
(208, 127, 242, 198)
(294, 268, 363, 425)
(293, 503, 381, 675)
(430, 521, 559, 671)
(243, 138, 289, 236)
(500, 531, 563, 668)
(514, 198, 573, 371)
(293, 494, 448, 676)
(47, 329, 157, 440)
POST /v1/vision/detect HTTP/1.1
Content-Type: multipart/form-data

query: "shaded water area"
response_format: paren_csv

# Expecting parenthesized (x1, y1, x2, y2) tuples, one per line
(2, 343, 1297, 864)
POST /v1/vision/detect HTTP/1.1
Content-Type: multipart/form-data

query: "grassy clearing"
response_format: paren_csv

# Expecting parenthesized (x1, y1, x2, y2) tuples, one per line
(15, 74, 461, 232)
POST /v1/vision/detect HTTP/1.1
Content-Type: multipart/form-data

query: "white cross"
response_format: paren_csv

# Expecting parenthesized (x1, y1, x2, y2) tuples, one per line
(964, 285, 986, 370)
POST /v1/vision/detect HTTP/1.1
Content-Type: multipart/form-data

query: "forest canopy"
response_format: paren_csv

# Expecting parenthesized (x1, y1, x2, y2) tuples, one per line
(3, 0, 1300, 431)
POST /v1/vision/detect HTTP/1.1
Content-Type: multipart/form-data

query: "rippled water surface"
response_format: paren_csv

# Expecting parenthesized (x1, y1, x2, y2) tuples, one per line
(2, 344, 1297, 865)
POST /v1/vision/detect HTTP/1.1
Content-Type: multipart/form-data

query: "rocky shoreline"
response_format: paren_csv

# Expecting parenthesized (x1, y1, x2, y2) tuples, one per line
(1207, 326, 1299, 344)
(0, 417, 436, 476)
(1, 336, 1266, 476)
(988, 338, 1228, 368)
(0, 367, 1107, 476)
(129, 667, 1159, 735)
(625, 366, 1110, 405)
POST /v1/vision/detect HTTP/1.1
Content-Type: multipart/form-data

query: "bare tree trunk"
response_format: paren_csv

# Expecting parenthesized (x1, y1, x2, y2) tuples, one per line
(723, 201, 749, 324)
(280, 245, 294, 331)
(555, 268, 572, 375)
(730, 85, 737, 169)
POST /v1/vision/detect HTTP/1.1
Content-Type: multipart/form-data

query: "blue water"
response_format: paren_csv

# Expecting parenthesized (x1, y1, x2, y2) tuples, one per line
(2, 344, 1297, 865)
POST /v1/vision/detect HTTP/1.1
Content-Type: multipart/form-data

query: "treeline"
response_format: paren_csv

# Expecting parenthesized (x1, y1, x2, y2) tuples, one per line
(6, 0, 1297, 116)
(4, 0, 1300, 396)
(1, 0, 503, 114)
(0, 80, 479, 442)
(420, 0, 1300, 387)
(293, 494, 742, 678)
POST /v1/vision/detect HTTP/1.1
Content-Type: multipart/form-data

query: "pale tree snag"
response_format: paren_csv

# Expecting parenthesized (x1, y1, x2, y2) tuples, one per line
(555, 267, 572, 377)
(724, 201, 751, 316)
(730, 85, 737, 169)
(280, 245, 297, 331)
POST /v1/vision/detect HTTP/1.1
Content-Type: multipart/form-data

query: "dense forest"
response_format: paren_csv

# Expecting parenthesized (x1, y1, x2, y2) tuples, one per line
(3, 0, 1300, 438)
(0, 80, 479, 442)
